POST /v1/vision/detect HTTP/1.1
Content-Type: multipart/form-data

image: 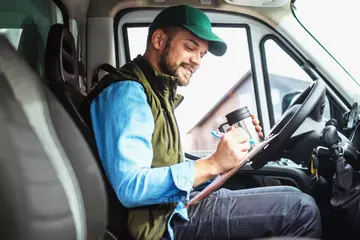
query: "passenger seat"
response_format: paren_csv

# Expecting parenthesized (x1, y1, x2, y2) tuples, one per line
(0, 35, 107, 239)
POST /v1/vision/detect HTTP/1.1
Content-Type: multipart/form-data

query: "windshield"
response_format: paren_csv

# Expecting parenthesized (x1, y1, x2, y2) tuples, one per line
(293, 0, 360, 82)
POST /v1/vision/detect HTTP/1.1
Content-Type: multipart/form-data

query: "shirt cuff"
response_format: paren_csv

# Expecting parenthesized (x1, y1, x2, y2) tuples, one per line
(169, 160, 195, 200)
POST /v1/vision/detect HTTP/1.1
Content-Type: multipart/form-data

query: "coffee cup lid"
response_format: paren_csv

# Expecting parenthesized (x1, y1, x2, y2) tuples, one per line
(225, 107, 251, 125)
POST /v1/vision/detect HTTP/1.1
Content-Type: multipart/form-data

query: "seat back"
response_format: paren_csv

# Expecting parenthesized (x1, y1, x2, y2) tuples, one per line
(0, 35, 107, 239)
(44, 24, 128, 239)
(0, 72, 78, 240)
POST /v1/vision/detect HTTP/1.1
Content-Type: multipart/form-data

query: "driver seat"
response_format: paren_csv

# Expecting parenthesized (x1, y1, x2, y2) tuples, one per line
(0, 34, 107, 239)
(43, 23, 128, 239)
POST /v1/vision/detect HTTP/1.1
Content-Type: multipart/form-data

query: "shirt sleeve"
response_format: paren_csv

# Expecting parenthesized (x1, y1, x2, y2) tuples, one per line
(90, 81, 195, 208)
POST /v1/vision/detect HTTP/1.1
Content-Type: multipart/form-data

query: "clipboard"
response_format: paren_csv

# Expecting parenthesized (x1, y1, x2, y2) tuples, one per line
(185, 133, 278, 208)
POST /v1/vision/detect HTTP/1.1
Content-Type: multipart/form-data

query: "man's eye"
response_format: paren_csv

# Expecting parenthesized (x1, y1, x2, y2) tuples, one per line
(185, 45, 193, 51)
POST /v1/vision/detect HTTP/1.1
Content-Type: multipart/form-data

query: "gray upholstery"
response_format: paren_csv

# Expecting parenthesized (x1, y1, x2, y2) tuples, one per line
(0, 73, 76, 239)
(0, 35, 107, 239)
(44, 24, 126, 239)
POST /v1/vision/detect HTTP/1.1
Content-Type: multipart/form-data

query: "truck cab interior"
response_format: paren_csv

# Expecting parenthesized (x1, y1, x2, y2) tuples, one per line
(1, 0, 360, 239)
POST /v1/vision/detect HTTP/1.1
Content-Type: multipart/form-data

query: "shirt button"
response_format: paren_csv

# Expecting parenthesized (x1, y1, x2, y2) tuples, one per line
(181, 196, 186, 200)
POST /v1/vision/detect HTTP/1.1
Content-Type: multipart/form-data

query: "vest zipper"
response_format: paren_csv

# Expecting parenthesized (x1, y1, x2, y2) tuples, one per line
(163, 109, 171, 151)
(171, 108, 182, 163)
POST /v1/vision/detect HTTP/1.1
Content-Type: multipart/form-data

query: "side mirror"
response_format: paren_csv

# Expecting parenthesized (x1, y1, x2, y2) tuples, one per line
(282, 91, 301, 114)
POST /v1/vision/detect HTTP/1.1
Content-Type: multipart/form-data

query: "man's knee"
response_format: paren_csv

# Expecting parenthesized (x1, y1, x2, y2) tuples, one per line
(272, 185, 301, 193)
(300, 194, 320, 221)
(287, 193, 321, 237)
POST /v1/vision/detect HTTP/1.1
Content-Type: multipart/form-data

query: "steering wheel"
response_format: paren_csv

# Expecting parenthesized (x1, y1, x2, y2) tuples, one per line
(251, 79, 326, 169)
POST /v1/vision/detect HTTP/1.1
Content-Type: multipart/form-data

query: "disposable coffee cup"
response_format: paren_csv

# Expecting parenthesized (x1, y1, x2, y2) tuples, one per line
(218, 107, 261, 145)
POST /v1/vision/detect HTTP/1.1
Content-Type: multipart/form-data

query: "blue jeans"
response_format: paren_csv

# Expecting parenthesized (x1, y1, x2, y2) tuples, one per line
(172, 186, 321, 239)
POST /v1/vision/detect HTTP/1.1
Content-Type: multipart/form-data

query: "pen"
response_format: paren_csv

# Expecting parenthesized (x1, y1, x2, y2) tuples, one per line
(211, 131, 256, 145)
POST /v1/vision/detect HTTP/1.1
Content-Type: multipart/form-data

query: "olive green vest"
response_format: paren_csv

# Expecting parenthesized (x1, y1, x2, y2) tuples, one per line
(88, 56, 184, 240)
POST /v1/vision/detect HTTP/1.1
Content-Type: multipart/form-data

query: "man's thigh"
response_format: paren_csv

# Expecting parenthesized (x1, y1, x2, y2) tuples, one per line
(173, 186, 320, 240)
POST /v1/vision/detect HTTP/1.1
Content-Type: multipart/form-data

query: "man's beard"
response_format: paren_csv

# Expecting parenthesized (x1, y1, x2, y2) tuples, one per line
(159, 41, 194, 87)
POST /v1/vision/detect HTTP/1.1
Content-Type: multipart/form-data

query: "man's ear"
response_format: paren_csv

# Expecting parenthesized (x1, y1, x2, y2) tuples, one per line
(151, 29, 167, 50)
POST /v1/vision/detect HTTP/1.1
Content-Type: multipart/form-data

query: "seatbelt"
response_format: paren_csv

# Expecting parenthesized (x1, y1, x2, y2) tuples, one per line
(79, 63, 119, 130)
(91, 63, 117, 89)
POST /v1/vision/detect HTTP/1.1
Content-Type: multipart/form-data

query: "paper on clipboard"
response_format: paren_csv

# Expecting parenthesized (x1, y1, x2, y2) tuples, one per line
(185, 133, 278, 208)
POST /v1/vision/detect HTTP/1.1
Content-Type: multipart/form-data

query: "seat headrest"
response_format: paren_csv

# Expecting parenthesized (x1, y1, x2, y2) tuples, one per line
(45, 24, 80, 90)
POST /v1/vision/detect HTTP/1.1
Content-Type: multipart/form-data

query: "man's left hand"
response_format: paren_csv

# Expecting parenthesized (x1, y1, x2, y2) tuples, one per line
(251, 114, 264, 139)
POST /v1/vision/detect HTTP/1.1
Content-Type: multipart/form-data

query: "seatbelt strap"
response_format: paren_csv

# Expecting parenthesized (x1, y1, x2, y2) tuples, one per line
(91, 63, 117, 89)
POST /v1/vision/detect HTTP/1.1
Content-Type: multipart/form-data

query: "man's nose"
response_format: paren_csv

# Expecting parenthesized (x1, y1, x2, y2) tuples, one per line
(190, 53, 201, 67)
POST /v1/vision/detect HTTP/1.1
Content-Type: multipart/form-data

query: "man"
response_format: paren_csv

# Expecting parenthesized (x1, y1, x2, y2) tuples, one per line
(89, 5, 321, 240)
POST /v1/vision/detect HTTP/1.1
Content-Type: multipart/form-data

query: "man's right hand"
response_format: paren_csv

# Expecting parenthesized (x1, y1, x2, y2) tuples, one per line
(193, 126, 250, 187)
(210, 126, 251, 174)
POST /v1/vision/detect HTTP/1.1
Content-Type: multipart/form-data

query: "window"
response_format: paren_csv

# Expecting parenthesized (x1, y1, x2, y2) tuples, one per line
(0, 0, 64, 78)
(262, 38, 330, 124)
(293, 0, 360, 83)
(125, 25, 255, 156)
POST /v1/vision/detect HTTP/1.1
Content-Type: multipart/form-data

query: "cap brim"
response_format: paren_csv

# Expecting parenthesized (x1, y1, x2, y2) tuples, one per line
(182, 25, 227, 57)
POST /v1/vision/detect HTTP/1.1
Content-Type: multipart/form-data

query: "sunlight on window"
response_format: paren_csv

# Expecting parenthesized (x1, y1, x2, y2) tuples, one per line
(0, 29, 23, 49)
(127, 27, 148, 59)
(294, 0, 360, 82)
(263, 38, 331, 123)
(265, 40, 312, 82)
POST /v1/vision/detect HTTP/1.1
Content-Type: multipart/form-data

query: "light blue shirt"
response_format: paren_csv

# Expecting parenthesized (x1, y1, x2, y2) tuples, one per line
(90, 81, 196, 239)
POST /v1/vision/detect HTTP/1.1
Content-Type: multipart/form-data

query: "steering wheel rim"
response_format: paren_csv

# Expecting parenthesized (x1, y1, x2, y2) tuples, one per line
(251, 79, 326, 169)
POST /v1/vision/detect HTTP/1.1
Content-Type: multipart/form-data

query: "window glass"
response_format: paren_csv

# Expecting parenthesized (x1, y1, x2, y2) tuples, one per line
(125, 26, 255, 156)
(293, 0, 360, 83)
(263, 39, 330, 123)
(0, 0, 64, 77)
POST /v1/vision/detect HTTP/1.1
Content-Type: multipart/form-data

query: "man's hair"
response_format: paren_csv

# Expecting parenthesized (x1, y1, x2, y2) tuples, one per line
(146, 26, 180, 47)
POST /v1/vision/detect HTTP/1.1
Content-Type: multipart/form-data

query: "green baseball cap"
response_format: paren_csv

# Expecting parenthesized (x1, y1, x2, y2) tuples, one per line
(149, 5, 227, 56)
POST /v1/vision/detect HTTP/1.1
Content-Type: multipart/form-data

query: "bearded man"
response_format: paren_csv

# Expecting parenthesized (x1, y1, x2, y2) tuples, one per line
(89, 5, 321, 240)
